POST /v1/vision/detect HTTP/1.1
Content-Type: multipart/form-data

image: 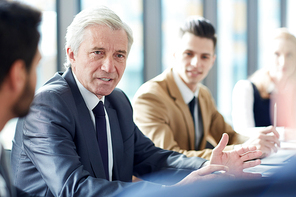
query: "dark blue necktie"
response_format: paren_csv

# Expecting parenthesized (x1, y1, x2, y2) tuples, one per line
(188, 97, 196, 127)
(92, 101, 109, 179)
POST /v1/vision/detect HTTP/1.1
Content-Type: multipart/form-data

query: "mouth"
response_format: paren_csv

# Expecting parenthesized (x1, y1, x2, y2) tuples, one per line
(187, 70, 202, 76)
(99, 78, 112, 82)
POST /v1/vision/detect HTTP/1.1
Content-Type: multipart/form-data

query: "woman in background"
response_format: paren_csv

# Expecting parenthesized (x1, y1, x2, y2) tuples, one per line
(232, 28, 296, 133)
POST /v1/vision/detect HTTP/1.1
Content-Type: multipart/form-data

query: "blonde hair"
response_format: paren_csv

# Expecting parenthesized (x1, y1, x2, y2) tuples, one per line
(249, 28, 296, 98)
(273, 28, 296, 44)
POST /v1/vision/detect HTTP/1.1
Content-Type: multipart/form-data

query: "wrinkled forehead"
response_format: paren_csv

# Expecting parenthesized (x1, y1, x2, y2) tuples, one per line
(82, 25, 128, 50)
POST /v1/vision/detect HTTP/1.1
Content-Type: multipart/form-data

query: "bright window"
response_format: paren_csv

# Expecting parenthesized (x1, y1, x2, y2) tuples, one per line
(217, 0, 247, 123)
(287, 0, 296, 35)
(258, 0, 280, 69)
(162, 0, 203, 71)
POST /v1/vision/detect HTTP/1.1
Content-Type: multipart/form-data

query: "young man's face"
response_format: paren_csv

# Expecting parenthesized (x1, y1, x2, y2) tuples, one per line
(174, 32, 216, 92)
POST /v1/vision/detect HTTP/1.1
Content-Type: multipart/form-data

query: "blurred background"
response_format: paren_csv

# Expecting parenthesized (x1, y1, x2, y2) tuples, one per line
(1, 0, 295, 149)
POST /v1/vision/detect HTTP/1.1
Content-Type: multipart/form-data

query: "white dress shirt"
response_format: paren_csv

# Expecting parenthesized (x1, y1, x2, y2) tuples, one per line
(173, 68, 201, 149)
(73, 73, 113, 181)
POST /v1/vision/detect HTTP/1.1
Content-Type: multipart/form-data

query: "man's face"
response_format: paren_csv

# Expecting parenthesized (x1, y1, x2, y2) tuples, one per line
(269, 38, 296, 83)
(174, 32, 216, 92)
(13, 48, 41, 117)
(69, 25, 128, 99)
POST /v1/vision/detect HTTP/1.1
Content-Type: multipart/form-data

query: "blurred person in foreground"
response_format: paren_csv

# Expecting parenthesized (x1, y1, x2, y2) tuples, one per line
(0, 1, 41, 196)
(232, 28, 296, 136)
(132, 16, 279, 160)
(11, 6, 262, 197)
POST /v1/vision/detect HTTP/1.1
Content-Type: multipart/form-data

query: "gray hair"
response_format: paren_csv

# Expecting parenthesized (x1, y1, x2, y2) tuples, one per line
(64, 6, 133, 68)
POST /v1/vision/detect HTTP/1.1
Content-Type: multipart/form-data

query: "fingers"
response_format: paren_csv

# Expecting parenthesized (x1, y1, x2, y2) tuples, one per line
(205, 173, 235, 180)
(260, 140, 279, 153)
(245, 130, 281, 156)
(242, 159, 261, 169)
(197, 164, 229, 176)
(259, 134, 280, 147)
(236, 145, 257, 155)
(212, 133, 229, 154)
(260, 126, 280, 139)
(240, 150, 262, 162)
(270, 126, 280, 138)
(255, 134, 280, 156)
(190, 171, 234, 182)
(175, 165, 232, 186)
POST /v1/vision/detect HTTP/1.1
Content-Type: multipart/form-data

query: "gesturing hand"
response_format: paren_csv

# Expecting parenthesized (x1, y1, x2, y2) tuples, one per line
(210, 133, 262, 178)
(174, 164, 233, 186)
(243, 126, 280, 158)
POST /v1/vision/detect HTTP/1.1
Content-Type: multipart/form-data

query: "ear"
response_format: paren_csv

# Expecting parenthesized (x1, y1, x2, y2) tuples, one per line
(67, 47, 76, 65)
(8, 60, 27, 95)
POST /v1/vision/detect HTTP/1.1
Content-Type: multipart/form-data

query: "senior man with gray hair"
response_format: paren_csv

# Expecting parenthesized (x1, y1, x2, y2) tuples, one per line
(11, 6, 262, 196)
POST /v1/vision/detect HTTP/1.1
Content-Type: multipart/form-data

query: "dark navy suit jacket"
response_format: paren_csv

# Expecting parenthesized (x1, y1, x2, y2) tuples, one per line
(11, 68, 206, 196)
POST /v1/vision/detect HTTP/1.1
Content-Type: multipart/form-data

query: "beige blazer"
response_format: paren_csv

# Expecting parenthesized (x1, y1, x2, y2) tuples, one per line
(133, 68, 247, 160)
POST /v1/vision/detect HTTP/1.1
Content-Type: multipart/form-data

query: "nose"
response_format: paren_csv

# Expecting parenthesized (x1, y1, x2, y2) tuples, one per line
(101, 56, 116, 73)
(277, 55, 287, 71)
(191, 56, 200, 67)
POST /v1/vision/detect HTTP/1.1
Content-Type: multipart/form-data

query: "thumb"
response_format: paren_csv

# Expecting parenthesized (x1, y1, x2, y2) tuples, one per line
(213, 133, 229, 154)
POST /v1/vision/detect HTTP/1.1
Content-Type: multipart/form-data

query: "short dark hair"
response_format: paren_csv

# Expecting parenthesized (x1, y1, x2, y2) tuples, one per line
(179, 16, 217, 48)
(0, 1, 41, 85)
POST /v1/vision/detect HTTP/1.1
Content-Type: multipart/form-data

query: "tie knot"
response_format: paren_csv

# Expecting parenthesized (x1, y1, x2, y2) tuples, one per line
(93, 101, 105, 117)
(189, 96, 196, 106)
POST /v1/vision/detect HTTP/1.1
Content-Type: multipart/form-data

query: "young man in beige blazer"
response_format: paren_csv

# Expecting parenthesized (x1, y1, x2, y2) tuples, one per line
(132, 16, 280, 160)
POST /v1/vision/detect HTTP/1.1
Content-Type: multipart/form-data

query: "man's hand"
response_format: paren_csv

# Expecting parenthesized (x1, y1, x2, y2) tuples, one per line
(174, 164, 233, 186)
(210, 133, 262, 178)
(243, 126, 280, 158)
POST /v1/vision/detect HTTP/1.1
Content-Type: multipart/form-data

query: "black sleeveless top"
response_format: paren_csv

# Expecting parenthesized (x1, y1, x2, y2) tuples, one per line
(251, 82, 272, 127)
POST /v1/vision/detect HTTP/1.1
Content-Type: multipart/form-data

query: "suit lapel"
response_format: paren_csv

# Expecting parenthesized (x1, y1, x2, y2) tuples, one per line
(104, 98, 124, 181)
(62, 68, 106, 179)
(165, 69, 195, 150)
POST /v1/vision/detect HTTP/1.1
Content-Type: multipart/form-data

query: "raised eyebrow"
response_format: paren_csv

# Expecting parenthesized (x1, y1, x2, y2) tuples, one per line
(91, 47, 105, 51)
(117, 50, 127, 55)
(184, 49, 193, 53)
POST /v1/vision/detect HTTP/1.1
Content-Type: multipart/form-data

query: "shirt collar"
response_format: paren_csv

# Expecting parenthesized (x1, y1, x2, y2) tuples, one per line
(73, 72, 105, 111)
(172, 68, 199, 104)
